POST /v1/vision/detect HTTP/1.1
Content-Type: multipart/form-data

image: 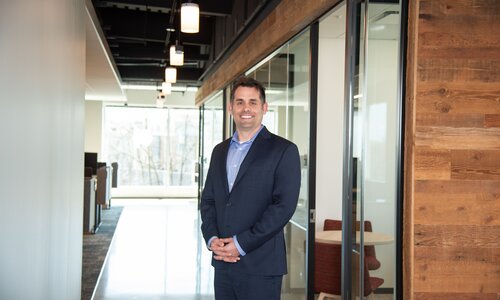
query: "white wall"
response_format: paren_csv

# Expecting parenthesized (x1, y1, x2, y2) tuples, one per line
(316, 34, 345, 232)
(85, 100, 103, 157)
(125, 89, 197, 107)
(0, 1, 85, 299)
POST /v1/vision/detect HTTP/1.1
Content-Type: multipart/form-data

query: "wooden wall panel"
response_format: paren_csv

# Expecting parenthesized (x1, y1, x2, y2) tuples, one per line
(414, 149, 451, 180)
(451, 150, 500, 180)
(415, 83, 500, 114)
(485, 114, 500, 127)
(416, 113, 485, 128)
(415, 294, 499, 300)
(407, 0, 500, 298)
(415, 127, 500, 150)
(414, 193, 500, 226)
(414, 224, 499, 247)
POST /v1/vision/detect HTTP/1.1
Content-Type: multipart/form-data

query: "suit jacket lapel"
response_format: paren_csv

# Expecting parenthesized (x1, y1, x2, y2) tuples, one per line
(220, 139, 231, 196)
(231, 127, 271, 191)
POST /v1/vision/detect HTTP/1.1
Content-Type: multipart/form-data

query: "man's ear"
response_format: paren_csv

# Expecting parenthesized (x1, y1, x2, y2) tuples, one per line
(227, 101, 233, 114)
(263, 102, 268, 113)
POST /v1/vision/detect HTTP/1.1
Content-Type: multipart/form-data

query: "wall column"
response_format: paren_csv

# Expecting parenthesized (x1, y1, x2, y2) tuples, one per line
(0, 0, 85, 299)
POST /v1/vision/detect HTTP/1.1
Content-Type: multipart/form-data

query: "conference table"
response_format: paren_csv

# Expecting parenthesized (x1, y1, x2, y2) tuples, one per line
(315, 230, 393, 245)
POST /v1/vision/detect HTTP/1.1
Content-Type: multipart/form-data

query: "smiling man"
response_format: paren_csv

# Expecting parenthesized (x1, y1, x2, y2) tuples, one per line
(200, 76, 301, 300)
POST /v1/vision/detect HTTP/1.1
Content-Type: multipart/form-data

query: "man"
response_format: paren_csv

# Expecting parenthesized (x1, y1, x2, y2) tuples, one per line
(200, 76, 301, 299)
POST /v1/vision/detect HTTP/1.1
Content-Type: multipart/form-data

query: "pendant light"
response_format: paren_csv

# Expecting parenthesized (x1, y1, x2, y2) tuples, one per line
(165, 67, 177, 83)
(156, 93, 166, 108)
(170, 41, 184, 66)
(181, 2, 199, 33)
(162, 82, 172, 95)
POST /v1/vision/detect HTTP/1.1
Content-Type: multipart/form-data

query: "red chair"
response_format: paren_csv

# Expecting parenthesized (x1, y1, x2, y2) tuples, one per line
(314, 241, 341, 299)
(314, 238, 383, 299)
(323, 219, 381, 270)
(363, 258, 384, 300)
(363, 221, 381, 270)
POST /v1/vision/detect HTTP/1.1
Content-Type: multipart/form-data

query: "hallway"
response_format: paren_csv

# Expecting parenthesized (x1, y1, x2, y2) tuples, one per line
(92, 199, 214, 300)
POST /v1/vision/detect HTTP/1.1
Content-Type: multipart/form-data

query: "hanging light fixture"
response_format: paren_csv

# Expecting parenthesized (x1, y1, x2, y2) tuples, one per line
(162, 82, 172, 94)
(170, 42, 184, 66)
(181, 2, 199, 33)
(165, 67, 177, 83)
(156, 93, 166, 108)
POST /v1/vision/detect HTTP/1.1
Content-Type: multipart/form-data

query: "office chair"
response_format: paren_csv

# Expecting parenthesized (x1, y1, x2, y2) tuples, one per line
(314, 239, 384, 300)
(323, 219, 381, 270)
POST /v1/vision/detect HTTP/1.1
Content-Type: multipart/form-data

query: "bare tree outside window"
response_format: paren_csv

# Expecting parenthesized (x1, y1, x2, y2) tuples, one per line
(103, 106, 199, 188)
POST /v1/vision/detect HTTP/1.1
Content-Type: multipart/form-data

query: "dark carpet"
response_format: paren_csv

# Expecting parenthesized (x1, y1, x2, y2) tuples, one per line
(81, 205, 123, 300)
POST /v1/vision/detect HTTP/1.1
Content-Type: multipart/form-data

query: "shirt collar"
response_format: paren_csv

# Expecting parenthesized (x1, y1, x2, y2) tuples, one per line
(231, 125, 264, 145)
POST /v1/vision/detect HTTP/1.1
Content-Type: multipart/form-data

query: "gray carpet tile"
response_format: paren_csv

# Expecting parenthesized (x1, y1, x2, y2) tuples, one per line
(81, 205, 123, 300)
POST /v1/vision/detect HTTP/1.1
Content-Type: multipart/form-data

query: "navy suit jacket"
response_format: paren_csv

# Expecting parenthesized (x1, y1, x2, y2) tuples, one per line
(201, 127, 301, 276)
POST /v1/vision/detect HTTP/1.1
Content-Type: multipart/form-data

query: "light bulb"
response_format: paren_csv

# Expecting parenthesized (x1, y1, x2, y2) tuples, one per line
(162, 82, 172, 94)
(165, 67, 177, 83)
(170, 45, 184, 66)
(181, 3, 199, 33)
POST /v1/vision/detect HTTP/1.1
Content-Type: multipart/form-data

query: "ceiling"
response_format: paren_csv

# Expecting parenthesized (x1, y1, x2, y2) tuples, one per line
(86, 3, 126, 102)
(89, 0, 270, 89)
(84, 1, 399, 102)
(84, 0, 275, 102)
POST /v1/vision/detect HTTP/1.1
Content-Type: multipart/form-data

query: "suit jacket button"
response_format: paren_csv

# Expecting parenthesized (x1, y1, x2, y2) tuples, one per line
(226, 202, 232, 207)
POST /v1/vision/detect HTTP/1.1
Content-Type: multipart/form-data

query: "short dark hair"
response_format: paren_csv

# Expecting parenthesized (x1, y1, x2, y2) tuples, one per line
(230, 76, 266, 104)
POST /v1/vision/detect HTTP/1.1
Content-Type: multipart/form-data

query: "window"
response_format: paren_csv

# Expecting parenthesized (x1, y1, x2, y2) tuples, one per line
(103, 106, 199, 197)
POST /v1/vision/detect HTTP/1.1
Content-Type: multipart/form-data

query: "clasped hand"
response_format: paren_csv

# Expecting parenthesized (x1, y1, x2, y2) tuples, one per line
(210, 237, 240, 263)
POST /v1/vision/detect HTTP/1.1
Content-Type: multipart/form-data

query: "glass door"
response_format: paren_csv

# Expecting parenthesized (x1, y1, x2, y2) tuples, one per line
(198, 93, 225, 204)
(344, 0, 402, 298)
(341, 1, 366, 298)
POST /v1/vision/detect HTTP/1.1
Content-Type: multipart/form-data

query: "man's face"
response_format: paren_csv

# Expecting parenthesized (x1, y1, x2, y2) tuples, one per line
(229, 86, 268, 133)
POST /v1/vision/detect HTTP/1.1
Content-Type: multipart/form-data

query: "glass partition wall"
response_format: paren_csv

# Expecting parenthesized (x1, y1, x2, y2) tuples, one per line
(246, 29, 311, 299)
(197, 1, 403, 297)
(343, 0, 402, 299)
(199, 93, 225, 196)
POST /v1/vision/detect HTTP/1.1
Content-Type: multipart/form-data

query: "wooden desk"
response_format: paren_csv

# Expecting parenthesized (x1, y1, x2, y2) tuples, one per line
(316, 230, 393, 245)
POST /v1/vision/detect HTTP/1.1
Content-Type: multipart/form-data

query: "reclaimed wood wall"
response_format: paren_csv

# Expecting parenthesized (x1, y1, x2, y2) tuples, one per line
(405, 0, 500, 299)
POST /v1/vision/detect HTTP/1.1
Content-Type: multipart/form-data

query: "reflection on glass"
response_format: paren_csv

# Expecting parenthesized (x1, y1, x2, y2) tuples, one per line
(364, 1, 400, 297)
(350, 1, 367, 297)
(351, 1, 401, 298)
(246, 29, 310, 299)
(201, 94, 224, 188)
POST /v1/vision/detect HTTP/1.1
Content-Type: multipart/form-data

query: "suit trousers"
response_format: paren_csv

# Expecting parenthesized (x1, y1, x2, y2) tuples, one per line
(214, 268, 282, 300)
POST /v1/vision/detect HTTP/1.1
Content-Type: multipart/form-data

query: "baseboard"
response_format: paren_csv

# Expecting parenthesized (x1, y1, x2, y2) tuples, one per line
(374, 288, 394, 294)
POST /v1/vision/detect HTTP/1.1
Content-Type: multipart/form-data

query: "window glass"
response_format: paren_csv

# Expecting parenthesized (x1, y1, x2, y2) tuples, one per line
(103, 106, 199, 196)
(201, 93, 224, 188)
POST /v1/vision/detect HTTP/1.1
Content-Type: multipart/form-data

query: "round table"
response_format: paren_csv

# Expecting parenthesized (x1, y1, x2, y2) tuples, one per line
(315, 230, 393, 245)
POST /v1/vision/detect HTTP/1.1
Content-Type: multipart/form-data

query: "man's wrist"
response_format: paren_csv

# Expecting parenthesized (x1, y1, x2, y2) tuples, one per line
(207, 236, 218, 250)
(232, 235, 246, 256)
